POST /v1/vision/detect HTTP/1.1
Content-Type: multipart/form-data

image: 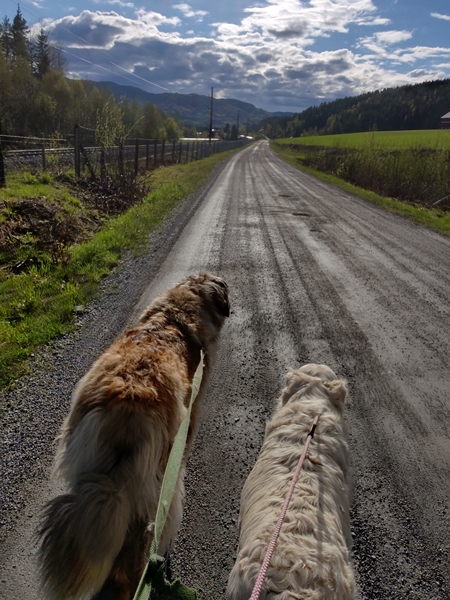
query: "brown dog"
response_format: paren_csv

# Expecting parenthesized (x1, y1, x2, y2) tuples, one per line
(39, 273, 229, 600)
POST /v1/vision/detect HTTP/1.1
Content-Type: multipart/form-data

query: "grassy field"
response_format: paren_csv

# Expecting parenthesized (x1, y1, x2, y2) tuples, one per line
(0, 149, 242, 388)
(278, 129, 450, 149)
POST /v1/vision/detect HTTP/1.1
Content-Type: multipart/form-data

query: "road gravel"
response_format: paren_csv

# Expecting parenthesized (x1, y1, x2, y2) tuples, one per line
(1, 140, 449, 600)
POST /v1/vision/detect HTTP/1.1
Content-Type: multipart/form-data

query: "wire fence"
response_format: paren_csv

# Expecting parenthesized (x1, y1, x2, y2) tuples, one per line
(0, 124, 253, 184)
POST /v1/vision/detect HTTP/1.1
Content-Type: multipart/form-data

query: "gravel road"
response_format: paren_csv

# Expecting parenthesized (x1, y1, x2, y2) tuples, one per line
(1, 140, 449, 600)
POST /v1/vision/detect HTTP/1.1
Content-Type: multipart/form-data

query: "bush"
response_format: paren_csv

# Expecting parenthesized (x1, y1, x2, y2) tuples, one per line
(299, 144, 450, 208)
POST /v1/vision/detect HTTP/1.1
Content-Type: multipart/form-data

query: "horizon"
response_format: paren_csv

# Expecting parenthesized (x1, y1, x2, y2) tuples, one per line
(6, 0, 450, 113)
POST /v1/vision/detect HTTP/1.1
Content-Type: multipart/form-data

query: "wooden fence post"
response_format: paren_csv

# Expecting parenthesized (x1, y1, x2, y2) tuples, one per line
(154, 139, 158, 166)
(161, 139, 165, 165)
(74, 124, 80, 177)
(146, 141, 150, 170)
(135, 138, 140, 175)
(118, 140, 124, 175)
(41, 133, 46, 172)
(172, 140, 176, 163)
(178, 141, 182, 163)
(0, 123, 5, 188)
(185, 142, 189, 163)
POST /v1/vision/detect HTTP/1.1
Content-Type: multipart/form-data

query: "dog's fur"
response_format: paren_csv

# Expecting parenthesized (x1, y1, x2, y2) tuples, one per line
(38, 273, 229, 600)
(227, 364, 355, 600)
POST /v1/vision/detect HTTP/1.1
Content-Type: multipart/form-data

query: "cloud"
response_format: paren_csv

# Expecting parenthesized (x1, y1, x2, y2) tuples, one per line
(431, 13, 450, 22)
(392, 46, 450, 64)
(358, 30, 413, 54)
(92, 0, 135, 7)
(358, 17, 391, 26)
(40, 2, 450, 113)
(372, 30, 413, 45)
(236, 0, 381, 40)
(173, 4, 208, 20)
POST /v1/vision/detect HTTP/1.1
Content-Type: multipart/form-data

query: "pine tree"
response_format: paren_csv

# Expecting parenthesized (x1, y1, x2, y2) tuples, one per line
(11, 4, 30, 61)
(0, 16, 13, 61)
(34, 27, 50, 78)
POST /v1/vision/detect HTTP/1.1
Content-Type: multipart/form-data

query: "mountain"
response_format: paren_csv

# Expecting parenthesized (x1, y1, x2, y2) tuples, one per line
(90, 81, 292, 127)
(260, 78, 450, 137)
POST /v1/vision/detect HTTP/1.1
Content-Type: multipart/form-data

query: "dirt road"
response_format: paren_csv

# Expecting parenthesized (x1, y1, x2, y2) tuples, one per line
(1, 140, 449, 599)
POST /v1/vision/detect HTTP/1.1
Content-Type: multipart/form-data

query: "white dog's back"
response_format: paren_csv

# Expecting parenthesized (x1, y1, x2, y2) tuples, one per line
(227, 364, 355, 600)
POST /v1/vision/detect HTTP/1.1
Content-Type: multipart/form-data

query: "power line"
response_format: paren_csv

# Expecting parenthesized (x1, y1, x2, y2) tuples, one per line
(5, 0, 171, 93)
(4, 0, 231, 122)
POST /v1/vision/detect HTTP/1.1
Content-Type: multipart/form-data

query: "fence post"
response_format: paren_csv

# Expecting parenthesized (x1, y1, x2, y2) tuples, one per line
(0, 123, 5, 188)
(154, 139, 158, 166)
(185, 142, 189, 163)
(146, 141, 149, 170)
(161, 139, 165, 165)
(178, 141, 182, 163)
(74, 123, 80, 177)
(118, 140, 124, 175)
(41, 133, 46, 172)
(135, 138, 140, 176)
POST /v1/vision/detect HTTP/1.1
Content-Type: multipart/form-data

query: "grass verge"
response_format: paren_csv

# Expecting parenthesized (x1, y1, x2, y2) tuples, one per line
(270, 141, 450, 237)
(0, 149, 240, 389)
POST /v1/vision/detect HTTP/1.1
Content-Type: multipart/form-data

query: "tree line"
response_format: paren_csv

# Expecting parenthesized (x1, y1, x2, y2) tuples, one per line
(260, 79, 450, 139)
(0, 6, 184, 142)
(0, 6, 253, 144)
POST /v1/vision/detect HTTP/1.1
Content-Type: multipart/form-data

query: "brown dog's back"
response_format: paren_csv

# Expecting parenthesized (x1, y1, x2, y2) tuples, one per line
(39, 273, 229, 600)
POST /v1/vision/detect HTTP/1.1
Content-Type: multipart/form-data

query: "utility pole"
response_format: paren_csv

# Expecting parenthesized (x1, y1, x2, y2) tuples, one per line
(209, 87, 213, 142)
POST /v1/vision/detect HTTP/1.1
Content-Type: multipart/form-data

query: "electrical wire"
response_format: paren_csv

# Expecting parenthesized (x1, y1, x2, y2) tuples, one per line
(4, 0, 243, 124)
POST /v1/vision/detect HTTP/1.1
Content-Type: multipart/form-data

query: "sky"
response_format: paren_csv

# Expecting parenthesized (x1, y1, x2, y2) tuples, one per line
(4, 0, 450, 113)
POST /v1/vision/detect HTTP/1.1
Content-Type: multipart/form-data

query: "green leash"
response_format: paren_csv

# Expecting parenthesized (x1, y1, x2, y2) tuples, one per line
(133, 352, 205, 600)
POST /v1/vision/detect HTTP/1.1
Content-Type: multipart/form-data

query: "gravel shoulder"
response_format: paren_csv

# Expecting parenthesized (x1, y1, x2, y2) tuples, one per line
(1, 141, 449, 600)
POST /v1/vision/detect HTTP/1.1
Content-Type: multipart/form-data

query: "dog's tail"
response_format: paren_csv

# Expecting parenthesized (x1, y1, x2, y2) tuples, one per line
(38, 399, 171, 599)
(38, 470, 133, 600)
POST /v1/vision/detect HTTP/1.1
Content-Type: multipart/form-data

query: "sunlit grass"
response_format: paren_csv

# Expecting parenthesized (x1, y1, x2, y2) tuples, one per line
(278, 130, 450, 149)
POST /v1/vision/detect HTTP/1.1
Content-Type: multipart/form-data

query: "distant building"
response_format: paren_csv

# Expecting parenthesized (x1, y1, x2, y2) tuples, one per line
(441, 111, 450, 129)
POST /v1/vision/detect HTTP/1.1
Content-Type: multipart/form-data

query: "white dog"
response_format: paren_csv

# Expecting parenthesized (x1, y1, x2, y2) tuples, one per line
(227, 364, 355, 600)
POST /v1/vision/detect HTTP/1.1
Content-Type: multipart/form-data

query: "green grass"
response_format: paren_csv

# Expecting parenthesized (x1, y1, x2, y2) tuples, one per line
(1, 171, 73, 202)
(271, 141, 450, 237)
(278, 130, 450, 149)
(0, 149, 242, 389)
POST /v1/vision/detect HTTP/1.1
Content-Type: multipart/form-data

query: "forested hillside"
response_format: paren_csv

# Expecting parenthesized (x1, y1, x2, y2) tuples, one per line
(0, 7, 182, 140)
(260, 79, 450, 138)
(91, 81, 278, 128)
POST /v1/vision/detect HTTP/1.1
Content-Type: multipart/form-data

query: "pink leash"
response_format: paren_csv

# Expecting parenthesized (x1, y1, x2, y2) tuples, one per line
(249, 414, 320, 600)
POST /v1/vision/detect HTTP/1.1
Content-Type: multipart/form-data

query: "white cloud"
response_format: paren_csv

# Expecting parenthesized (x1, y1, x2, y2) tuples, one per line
(92, 0, 135, 6)
(173, 4, 208, 20)
(358, 30, 413, 54)
(431, 12, 450, 22)
(236, 0, 381, 40)
(358, 17, 391, 26)
(392, 46, 450, 64)
(372, 30, 413, 45)
(40, 2, 450, 112)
